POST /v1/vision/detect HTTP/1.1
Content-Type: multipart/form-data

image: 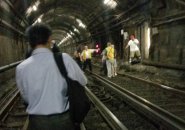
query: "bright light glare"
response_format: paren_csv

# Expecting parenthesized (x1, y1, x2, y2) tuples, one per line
(76, 19, 86, 28)
(26, 1, 40, 17)
(58, 33, 73, 46)
(33, 5, 37, 11)
(103, 0, 117, 9)
(147, 28, 151, 49)
(104, 0, 109, 4)
(37, 18, 41, 23)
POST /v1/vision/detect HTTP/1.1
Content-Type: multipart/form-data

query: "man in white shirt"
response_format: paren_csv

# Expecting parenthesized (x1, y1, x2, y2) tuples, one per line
(16, 24, 87, 130)
(125, 34, 141, 63)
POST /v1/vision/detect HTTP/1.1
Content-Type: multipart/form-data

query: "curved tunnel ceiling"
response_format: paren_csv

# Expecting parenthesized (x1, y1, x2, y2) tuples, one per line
(8, 0, 140, 46)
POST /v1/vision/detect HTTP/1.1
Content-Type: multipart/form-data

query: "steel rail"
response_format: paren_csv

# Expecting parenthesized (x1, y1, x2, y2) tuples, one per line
(93, 63, 185, 96)
(117, 72, 185, 97)
(85, 86, 128, 130)
(0, 88, 19, 121)
(142, 60, 185, 71)
(0, 60, 22, 73)
(89, 71, 185, 130)
(0, 87, 17, 108)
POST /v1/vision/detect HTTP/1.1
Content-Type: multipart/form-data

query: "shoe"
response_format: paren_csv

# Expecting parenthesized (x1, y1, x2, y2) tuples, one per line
(108, 76, 112, 78)
(115, 73, 117, 76)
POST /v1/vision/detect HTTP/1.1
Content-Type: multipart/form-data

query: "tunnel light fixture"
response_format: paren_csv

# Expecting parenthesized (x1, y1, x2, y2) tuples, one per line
(147, 27, 151, 50)
(58, 33, 73, 46)
(70, 31, 75, 36)
(76, 19, 86, 29)
(103, 0, 117, 9)
(32, 5, 37, 11)
(37, 18, 42, 23)
(32, 14, 43, 25)
(26, 1, 40, 17)
(74, 28, 79, 33)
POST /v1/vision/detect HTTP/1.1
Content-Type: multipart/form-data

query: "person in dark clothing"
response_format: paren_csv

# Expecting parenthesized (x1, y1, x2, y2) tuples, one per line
(100, 49, 107, 75)
(74, 49, 82, 69)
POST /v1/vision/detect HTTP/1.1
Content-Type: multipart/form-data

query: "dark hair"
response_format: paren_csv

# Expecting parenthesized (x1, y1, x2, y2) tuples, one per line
(25, 24, 52, 48)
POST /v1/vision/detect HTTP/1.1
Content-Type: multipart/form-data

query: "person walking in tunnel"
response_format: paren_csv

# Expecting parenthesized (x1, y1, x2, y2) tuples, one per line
(125, 34, 141, 64)
(74, 47, 82, 69)
(81, 45, 98, 72)
(16, 24, 87, 130)
(105, 42, 115, 78)
(100, 48, 107, 76)
(112, 44, 117, 76)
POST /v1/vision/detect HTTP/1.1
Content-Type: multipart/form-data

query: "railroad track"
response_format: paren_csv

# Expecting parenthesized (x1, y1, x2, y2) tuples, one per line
(0, 88, 28, 130)
(0, 84, 127, 130)
(86, 70, 185, 130)
(93, 64, 185, 119)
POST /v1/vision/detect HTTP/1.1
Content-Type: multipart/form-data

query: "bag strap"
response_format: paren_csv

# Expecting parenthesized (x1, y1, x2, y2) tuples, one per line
(53, 52, 68, 79)
(53, 53, 70, 110)
(53, 52, 71, 97)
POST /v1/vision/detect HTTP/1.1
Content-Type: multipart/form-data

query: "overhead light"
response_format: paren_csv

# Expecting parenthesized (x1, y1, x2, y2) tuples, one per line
(33, 5, 37, 11)
(103, 0, 117, 9)
(26, 1, 40, 16)
(76, 19, 86, 29)
(104, 0, 109, 4)
(37, 18, 41, 23)
(147, 28, 151, 49)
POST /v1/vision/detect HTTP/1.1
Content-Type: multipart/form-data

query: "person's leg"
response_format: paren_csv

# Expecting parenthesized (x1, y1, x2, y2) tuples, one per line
(103, 60, 107, 75)
(136, 50, 141, 61)
(83, 60, 87, 71)
(130, 51, 134, 63)
(106, 60, 112, 78)
(114, 59, 117, 76)
(88, 59, 92, 71)
(110, 60, 115, 77)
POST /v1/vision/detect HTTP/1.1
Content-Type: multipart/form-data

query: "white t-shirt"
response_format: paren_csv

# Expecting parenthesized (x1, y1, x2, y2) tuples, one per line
(128, 39, 140, 52)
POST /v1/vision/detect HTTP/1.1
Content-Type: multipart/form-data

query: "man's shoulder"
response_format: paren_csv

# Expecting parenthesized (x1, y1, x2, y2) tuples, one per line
(16, 58, 32, 71)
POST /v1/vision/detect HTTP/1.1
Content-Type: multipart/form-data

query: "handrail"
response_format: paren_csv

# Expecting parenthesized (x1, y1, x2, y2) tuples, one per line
(85, 86, 128, 130)
(0, 60, 22, 73)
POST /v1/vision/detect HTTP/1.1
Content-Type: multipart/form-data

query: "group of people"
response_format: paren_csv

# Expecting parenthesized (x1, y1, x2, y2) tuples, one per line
(74, 42, 118, 78)
(16, 23, 141, 130)
(73, 34, 141, 79)
(73, 43, 117, 79)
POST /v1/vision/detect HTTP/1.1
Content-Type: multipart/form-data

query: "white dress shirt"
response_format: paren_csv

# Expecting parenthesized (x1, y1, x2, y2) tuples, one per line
(16, 48, 87, 115)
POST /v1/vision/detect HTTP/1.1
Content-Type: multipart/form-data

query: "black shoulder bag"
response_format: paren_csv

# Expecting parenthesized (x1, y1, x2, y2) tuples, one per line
(53, 53, 90, 124)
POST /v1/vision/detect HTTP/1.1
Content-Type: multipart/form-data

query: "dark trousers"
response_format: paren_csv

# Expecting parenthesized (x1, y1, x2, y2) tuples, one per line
(83, 59, 92, 71)
(100, 60, 107, 75)
(28, 111, 75, 130)
(75, 58, 82, 69)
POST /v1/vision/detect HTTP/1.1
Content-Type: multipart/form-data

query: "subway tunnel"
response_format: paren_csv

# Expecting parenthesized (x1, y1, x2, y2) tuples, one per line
(0, 0, 185, 130)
